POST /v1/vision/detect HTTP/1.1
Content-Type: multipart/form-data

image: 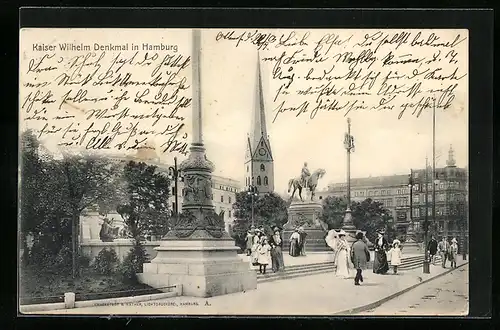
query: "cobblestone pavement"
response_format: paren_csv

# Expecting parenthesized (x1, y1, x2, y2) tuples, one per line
(360, 263, 469, 316)
(31, 260, 467, 316)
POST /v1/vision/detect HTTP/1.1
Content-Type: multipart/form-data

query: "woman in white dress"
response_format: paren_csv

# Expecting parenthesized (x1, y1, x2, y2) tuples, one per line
(333, 230, 352, 278)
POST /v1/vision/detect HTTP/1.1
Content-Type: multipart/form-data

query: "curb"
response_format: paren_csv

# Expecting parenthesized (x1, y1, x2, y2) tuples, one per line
(334, 262, 468, 315)
(20, 285, 181, 313)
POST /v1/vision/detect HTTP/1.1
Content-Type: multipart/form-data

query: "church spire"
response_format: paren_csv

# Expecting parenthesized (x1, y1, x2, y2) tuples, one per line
(244, 52, 274, 194)
(251, 52, 268, 151)
(446, 144, 456, 167)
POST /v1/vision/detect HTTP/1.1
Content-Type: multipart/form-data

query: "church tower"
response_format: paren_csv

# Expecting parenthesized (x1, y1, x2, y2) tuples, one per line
(244, 54, 274, 194)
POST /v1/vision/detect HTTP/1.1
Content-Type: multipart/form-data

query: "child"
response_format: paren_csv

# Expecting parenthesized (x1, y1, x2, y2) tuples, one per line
(257, 237, 272, 274)
(388, 239, 403, 274)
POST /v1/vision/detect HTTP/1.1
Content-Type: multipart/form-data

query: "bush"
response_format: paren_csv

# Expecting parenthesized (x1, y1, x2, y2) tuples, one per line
(54, 245, 72, 271)
(78, 254, 91, 269)
(29, 241, 54, 268)
(93, 248, 119, 275)
(118, 244, 148, 283)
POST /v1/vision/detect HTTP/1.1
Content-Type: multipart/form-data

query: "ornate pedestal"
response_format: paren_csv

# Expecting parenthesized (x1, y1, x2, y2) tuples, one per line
(138, 231, 256, 297)
(283, 201, 329, 252)
(401, 237, 423, 255)
(138, 144, 257, 297)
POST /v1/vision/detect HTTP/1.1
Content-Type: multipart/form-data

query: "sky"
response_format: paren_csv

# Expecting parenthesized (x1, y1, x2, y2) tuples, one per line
(20, 28, 468, 194)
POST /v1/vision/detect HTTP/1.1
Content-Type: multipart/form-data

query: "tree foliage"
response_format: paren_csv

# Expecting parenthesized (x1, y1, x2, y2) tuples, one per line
(117, 161, 171, 242)
(19, 131, 124, 275)
(231, 192, 289, 247)
(320, 196, 395, 243)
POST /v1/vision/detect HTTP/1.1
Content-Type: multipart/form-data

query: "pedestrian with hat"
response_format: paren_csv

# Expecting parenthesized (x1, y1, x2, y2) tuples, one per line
(437, 236, 450, 268)
(289, 228, 301, 257)
(245, 228, 255, 256)
(298, 227, 308, 256)
(388, 239, 403, 274)
(257, 236, 272, 274)
(449, 238, 459, 268)
(333, 229, 352, 279)
(269, 226, 285, 272)
(351, 231, 371, 285)
(250, 228, 262, 265)
(373, 229, 389, 274)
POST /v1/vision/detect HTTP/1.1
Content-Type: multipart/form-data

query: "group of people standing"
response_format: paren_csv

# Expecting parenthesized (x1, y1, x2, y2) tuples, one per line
(288, 227, 308, 257)
(245, 225, 285, 274)
(426, 235, 460, 268)
(326, 229, 404, 286)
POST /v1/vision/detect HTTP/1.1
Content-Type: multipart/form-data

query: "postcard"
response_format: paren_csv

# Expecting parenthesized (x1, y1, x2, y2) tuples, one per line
(19, 27, 468, 316)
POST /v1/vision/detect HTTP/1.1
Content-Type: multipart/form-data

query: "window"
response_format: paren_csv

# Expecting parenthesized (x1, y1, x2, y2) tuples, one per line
(438, 193, 445, 202)
(228, 210, 232, 218)
(413, 221, 420, 231)
(428, 208, 432, 216)
(228, 196, 232, 204)
(397, 189, 401, 195)
(428, 194, 433, 202)
(403, 197, 408, 206)
(257, 176, 262, 185)
(413, 195, 419, 204)
(172, 187, 175, 195)
(247, 165, 249, 172)
(414, 172, 419, 179)
(264, 176, 269, 186)
(220, 195, 224, 203)
(412, 208, 420, 218)
(260, 164, 265, 172)
(413, 184, 420, 191)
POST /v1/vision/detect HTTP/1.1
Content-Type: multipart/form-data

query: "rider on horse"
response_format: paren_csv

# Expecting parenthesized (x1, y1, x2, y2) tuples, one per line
(301, 162, 311, 189)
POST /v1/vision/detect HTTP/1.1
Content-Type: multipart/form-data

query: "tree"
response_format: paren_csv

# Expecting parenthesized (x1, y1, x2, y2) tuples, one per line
(116, 161, 171, 277)
(59, 153, 120, 278)
(231, 192, 288, 247)
(351, 198, 394, 243)
(320, 196, 348, 230)
(319, 196, 394, 243)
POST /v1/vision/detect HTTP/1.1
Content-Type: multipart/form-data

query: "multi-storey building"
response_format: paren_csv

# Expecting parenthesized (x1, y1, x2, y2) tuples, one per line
(317, 146, 468, 246)
(410, 146, 468, 248)
(319, 174, 412, 234)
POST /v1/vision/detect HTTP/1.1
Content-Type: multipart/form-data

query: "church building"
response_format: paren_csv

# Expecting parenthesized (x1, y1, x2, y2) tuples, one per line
(244, 55, 274, 194)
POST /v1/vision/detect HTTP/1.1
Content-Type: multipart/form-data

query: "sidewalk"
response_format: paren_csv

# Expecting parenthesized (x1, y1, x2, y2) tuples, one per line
(29, 259, 468, 315)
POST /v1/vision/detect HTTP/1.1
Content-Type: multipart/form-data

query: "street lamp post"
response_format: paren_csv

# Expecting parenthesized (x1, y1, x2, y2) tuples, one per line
(168, 157, 182, 222)
(342, 117, 356, 230)
(407, 169, 414, 239)
(423, 157, 430, 274)
(247, 185, 259, 227)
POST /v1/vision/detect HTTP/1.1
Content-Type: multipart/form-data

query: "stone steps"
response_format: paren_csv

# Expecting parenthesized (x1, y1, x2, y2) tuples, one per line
(254, 254, 439, 284)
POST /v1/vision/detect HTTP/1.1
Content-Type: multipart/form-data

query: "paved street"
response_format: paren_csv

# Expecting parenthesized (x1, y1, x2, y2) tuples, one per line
(29, 259, 468, 316)
(360, 263, 469, 316)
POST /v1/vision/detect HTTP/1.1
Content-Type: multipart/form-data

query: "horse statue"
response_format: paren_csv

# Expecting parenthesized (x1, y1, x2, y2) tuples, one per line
(288, 168, 326, 201)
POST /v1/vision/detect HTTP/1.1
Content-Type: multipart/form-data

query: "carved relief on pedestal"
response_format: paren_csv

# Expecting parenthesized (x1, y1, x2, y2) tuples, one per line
(182, 173, 213, 205)
(171, 209, 226, 239)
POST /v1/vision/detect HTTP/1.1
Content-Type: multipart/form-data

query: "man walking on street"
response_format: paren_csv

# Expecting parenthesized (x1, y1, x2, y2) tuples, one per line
(437, 236, 450, 268)
(351, 231, 371, 286)
(427, 236, 438, 265)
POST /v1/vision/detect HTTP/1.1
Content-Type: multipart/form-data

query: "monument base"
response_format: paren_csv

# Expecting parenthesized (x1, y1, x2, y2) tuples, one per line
(283, 201, 330, 252)
(401, 238, 423, 255)
(137, 230, 257, 298)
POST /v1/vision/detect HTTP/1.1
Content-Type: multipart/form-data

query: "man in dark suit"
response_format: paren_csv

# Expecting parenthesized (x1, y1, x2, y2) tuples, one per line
(427, 236, 438, 265)
(351, 231, 371, 286)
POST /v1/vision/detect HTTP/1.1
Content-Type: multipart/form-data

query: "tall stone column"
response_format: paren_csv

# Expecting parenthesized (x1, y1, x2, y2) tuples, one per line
(138, 30, 257, 297)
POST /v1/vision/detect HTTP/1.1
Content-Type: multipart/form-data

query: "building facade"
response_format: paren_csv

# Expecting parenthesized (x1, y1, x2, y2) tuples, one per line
(319, 174, 413, 234)
(244, 56, 275, 194)
(317, 146, 468, 246)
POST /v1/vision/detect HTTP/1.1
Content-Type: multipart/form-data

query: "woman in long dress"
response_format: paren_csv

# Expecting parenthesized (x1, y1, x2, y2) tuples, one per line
(373, 230, 389, 274)
(333, 230, 352, 278)
(289, 229, 300, 257)
(270, 227, 285, 272)
(251, 229, 262, 265)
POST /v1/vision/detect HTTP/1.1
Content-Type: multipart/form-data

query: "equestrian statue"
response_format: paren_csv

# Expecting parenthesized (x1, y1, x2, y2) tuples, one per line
(288, 162, 326, 202)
